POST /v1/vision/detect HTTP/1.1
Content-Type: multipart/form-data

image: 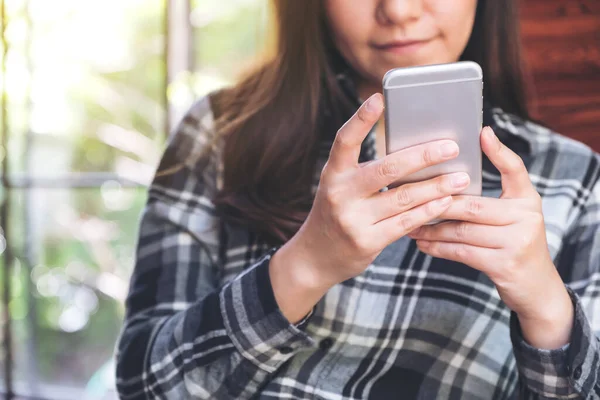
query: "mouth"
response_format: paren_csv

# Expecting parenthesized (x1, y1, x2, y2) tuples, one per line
(372, 38, 433, 54)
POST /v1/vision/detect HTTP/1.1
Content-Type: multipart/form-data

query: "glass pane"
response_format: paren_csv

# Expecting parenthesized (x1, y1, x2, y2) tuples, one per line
(2, 0, 31, 176)
(10, 187, 146, 399)
(193, 0, 267, 97)
(6, 0, 165, 181)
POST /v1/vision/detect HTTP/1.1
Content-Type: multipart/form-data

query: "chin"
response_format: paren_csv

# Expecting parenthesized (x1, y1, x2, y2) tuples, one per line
(373, 58, 447, 77)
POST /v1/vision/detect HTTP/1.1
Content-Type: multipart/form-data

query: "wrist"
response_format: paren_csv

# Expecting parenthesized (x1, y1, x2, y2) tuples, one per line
(517, 286, 574, 350)
(269, 237, 333, 324)
(278, 238, 331, 291)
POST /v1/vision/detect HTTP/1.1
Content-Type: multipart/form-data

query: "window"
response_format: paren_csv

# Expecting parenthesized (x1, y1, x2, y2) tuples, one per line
(0, 0, 266, 398)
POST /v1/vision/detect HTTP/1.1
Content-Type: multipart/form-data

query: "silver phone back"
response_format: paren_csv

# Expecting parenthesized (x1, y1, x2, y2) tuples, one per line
(383, 61, 483, 196)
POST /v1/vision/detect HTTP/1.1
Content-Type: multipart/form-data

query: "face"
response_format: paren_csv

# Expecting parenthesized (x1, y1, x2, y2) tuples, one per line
(324, 0, 478, 96)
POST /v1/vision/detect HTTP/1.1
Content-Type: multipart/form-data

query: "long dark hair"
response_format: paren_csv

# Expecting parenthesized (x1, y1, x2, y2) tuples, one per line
(210, 0, 529, 244)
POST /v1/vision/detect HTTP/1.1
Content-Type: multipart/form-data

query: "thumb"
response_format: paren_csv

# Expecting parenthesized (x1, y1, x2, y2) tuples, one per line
(481, 126, 534, 198)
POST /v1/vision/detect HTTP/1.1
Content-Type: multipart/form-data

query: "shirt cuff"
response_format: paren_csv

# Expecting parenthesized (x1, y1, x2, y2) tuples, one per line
(220, 247, 316, 373)
(510, 286, 600, 398)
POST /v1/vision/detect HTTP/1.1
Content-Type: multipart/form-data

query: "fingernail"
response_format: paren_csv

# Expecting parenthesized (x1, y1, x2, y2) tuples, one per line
(451, 172, 470, 188)
(485, 127, 497, 141)
(365, 94, 383, 112)
(440, 142, 459, 158)
(435, 196, 452, 206)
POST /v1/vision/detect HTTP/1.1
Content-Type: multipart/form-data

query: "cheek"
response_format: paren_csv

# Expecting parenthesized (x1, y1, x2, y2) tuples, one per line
(430, 0, 478, 56)
(324, 0, 375, 57)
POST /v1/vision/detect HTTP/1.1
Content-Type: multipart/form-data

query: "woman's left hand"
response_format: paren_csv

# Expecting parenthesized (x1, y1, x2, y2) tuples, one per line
(408, 127, 574, 350)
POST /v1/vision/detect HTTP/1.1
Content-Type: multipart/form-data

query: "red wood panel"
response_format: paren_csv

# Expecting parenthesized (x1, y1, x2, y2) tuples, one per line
(520, 0, 600, 150)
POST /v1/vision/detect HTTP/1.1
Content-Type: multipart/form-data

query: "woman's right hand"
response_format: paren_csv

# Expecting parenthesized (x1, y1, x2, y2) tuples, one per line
(270, 93, 470, 323)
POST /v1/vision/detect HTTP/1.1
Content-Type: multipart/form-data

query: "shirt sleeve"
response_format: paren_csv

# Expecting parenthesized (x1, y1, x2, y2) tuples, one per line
(510, 160, 600, 399)
(114, 97, 315, 399)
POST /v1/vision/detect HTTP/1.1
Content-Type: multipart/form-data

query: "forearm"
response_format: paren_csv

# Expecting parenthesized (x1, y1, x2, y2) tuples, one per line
(116, 293, 247, 399)
(117, 252, 316, 399)
(511, 288, 600, 399)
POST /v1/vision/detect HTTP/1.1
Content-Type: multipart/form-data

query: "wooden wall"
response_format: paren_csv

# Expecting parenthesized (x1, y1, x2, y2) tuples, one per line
(520, 0, 600, 151)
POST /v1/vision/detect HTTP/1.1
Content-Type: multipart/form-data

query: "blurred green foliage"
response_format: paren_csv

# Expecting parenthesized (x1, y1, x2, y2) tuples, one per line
(0, 0, 267, 397)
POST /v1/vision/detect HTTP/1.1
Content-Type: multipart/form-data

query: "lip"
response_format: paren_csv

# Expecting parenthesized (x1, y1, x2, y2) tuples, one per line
(372, 39, 432, 54)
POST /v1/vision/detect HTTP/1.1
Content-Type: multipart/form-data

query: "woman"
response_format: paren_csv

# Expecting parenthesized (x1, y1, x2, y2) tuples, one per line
(116, 1, 600, 399)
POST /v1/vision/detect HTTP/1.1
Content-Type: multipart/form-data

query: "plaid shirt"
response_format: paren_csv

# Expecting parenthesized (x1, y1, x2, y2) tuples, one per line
(116, 91, 600, 399)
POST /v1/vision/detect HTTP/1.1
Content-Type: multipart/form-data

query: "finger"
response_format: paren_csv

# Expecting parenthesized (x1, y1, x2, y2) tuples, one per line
(328, 94, 384, 171)
(481, 126, 534, 198)
(416, 240, 498, 275)
(408, 221, 505, 249)
(438, 195, 521, 225)
(359, 139, 459, 193)
(359, 160, 376, 168)
(369, 172, 470, 223)
(375, 196, 453, 243)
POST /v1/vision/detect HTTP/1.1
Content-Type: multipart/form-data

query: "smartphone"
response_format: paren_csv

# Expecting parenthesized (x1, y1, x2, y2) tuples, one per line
(383, 61, 483, 200)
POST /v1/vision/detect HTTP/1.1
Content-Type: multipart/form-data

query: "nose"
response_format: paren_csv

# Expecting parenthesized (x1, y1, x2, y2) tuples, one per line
(378, 0, 423, 25)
